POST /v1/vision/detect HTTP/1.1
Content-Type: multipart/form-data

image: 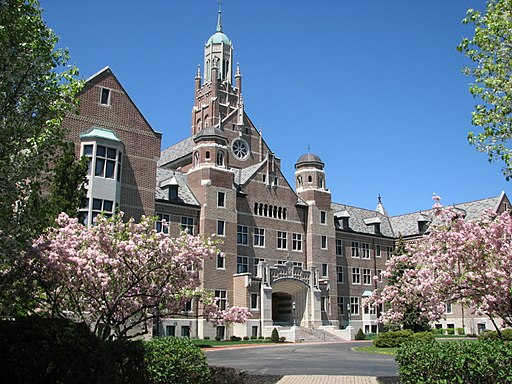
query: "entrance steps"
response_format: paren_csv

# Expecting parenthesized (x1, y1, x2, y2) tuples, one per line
(276, 326, 350, 342)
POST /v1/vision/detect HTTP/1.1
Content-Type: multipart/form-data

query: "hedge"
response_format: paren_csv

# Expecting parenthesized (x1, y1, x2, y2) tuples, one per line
(396, 339, 512, 383)
(373, 330, 434, 348)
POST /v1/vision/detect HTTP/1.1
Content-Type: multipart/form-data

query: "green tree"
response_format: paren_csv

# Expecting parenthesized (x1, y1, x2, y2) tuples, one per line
(458, 0, 512, 179)
(0, 0, 83, 316)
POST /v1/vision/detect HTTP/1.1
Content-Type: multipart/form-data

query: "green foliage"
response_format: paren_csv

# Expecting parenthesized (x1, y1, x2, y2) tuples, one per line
(243, 336, 249, 340)
(103, 339, 145, 384)
(446, 328, 455, 335)
(0, 317, 111, 384)
(271, 328, 280, 342)
(0, 0, 83, 316)
(374, 330, 434, 348)
(229, 335, 242, 341)
(456, 327, 465, 335)
(203, 336, 210, 340)
(396, 339, 512, 383)
(355, 328, 366, 340)
(478, 329, 512, 341)
(458, 0, 512, 179)
(144, 337, 210, 384)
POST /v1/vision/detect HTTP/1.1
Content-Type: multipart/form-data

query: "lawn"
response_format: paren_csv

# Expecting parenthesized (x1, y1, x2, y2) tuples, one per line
(353, 345, 398, 355)
(191, 338, 275, 348)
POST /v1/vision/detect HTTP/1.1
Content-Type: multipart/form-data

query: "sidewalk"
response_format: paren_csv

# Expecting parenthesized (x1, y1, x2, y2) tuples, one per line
(276, 376, 379, 384)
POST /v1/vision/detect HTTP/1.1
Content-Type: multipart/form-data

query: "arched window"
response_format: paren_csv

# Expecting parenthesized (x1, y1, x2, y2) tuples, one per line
(194, 151, 199, 166)
(258, 203, 263, 216)
(216, 151, 225, 166)
(254, 202, 258, 215)
(308, 175, 312, 183)
(269, 205, 273, 217)
(205, 151, 210, 161)
(204, 115, 209, 127)
(297, 176, 303, 188)
(264, 204, 268, 217)
(278, 207, 282, 219)
(318, 175, 324, 189)
(283, 208, 287, 220)
(206, 59, 211, 81)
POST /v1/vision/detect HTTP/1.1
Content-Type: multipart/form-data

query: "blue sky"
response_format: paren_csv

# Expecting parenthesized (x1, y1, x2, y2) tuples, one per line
(40, 0, 508, 216)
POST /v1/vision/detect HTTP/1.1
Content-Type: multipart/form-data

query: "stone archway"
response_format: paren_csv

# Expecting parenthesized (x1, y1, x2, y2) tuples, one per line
(270, 278, 309, 327)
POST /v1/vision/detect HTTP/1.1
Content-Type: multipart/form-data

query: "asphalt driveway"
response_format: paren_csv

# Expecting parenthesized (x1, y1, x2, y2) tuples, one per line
(204, 341, 398, 376)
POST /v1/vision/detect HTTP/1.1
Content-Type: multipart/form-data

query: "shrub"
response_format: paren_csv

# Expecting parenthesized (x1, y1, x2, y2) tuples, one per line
(229, 335, 241, 341)
(456, 327, 465, 335)
(243, 336, 249, 340)
(250, 335, 257, 340)
(0, 317, 113, 384)
(478, 329, 512, 341)
(104, 339, 145, 384)
(430, 328, 443, 335)
(144, 337, 210, 384)
(410, 331, 435, 344)
(215, 336, 222, 341)
(258, 336, 265, 340)
(203, 336, 210, 340)
(373, 330, 413, 348)
(446, 328, 455, 335)
(396, 339, 512, 384)
(209, 366, 249, 384)
(279, 337, 286, 342)
(355, 329, 365, 340)
(271, 328, 280, 342)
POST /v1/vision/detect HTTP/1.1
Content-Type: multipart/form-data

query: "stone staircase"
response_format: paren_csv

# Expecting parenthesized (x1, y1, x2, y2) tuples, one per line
(276, 325, 352, 342)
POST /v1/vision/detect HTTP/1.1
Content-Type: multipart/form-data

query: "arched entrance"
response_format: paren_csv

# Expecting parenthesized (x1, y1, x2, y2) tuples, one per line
(272, 292, 293, 325)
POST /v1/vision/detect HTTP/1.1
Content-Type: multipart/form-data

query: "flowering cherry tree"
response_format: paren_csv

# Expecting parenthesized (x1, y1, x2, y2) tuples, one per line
(30, 212, 250, 339)
(368, 196, 512, 334)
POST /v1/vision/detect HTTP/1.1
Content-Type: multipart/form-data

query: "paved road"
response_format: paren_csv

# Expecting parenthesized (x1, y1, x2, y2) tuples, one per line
(205, 341, 398, 377)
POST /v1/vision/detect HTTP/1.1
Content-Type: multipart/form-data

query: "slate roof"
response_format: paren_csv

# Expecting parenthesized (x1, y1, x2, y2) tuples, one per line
(389, 195, 502, 238)
(158, 136, 195, 167)
(156, 168, 199, 206)
(331, 202, 395, 237)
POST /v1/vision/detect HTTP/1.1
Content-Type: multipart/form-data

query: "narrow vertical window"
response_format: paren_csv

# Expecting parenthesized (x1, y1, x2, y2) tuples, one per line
(100, 88, 111, 105)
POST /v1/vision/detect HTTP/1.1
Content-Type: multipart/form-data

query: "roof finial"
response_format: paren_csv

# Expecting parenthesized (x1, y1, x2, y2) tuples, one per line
(216, 0, 223, 32)
(378, 193, 382, 204)
(307, 144, 310, 153)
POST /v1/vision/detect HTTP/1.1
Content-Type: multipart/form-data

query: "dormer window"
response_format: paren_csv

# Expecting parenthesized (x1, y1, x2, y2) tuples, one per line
(100, 88, 111, 106)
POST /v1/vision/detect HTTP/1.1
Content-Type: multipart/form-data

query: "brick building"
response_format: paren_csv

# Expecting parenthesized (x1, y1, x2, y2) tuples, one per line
(63, 9, 510, 340)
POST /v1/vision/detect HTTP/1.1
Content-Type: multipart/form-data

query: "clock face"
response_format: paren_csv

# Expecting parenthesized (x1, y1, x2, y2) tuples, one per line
(232, 139, 249, 160)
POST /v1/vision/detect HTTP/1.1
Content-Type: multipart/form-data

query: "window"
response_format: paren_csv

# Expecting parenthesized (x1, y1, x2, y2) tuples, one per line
(277, 231, 287, 249)
(250, 293, 258, 309)
(350, 297, 360, 315)
(251, 326, 258, 338)
(445, 303, 453, 314)
(386, 246, 394, 259)
(320, 211, 327, 224)
(292, 233, 302, 251)
(376, 269, 383, 282)
(376, 245, 382, 258)
(363, 268, 372, 285)
(217, 191, 225, 207)
(364, 304, 376, 315)
(156, 213, 170, 234)
(91, 198, 114, 222)
(361, 243, 371, 259)
(321, 235, 327, 249)
(180, 217, 194, 234)
(216, 253, 225, 269)
(237, 225, 248, 245)
(276, 260, 287, 265)
(165, 325, 176, 337)
(254, 228, 265, 247)
(337, 297, 345, 314)
(86, 144, 121, 180)
(100, 87, 111, 105)
(217, 220, 225, 236)
(321, 297, 327, 312)
(321, 263, 328, 277)
(181, 326, 190, 338)
(293, 261, 303, 267)
(351, 241, 360, 258)
(215, 290, 227, 310)
(337, 266, 344, 283)
(254, 258, 264, 276)
(216, 326, 225, 340)
(183, 300, 192, 312)
(352, 267, 361, 284)
(336, 239, 343, 256)
(216, 151, 225, 166)
(237, 256, 248, 273)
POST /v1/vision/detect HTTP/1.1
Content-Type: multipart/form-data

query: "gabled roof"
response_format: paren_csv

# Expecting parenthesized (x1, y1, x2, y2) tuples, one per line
(159, 136, 195, 167)
(389, 195, 503, 238)
(331, 202, 395, 237)
(156, 168, 199, 206)
(84, 67, 161, 138)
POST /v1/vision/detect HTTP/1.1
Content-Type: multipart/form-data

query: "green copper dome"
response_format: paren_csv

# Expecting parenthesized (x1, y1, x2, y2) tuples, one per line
(206, 31, 231, 45)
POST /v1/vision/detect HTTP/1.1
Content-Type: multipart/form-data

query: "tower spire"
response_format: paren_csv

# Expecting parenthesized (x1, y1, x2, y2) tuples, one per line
(216, 0, 223, 32)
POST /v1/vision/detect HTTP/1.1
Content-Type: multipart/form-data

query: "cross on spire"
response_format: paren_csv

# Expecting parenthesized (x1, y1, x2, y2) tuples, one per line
(216, 0, 223, 32)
